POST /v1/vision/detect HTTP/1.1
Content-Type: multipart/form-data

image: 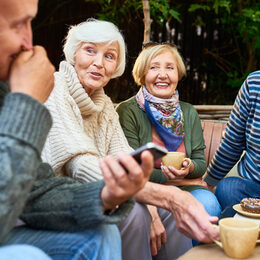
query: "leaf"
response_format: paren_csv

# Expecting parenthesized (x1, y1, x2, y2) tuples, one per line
(169, 9, 180, 22)
(188, 4, 211, 12)
(213, 0, 231, 14)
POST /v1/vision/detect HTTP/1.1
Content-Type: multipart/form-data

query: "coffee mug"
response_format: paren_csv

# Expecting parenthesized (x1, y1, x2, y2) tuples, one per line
(162, 152, 191, 170)
(213, 218, 259, 259)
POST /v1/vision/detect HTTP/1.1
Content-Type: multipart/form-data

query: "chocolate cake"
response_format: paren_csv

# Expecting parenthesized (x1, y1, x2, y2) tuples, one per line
(240, 198, 260, 214)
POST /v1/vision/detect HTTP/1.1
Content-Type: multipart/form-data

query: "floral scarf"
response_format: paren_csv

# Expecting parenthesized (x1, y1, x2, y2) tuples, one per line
(136, 86, 185, 151)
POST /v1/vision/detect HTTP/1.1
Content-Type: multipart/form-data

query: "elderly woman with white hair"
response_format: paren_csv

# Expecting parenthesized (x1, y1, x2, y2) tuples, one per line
(42, 19, 132, 182)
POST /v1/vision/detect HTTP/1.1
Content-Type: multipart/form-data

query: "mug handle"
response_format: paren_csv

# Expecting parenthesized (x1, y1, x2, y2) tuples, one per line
(212, 224, 223, 248)
(181, 158, 192, 169)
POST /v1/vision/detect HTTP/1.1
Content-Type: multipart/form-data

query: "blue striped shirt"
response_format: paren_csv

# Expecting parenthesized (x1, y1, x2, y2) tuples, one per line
(205, 71, 260, 186)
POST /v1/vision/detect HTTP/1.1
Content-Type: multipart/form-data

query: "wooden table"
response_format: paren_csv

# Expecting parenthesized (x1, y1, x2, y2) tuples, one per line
(177, 243, 260, 260)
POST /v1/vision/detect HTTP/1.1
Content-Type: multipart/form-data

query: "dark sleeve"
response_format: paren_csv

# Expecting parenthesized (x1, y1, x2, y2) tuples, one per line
(116, 100, 166, 184)
(21, 163, 134, 231)
(0, 91, 52, 242)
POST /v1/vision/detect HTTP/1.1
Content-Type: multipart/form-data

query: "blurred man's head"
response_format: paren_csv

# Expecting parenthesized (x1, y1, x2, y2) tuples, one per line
(0, 0, 38, 81)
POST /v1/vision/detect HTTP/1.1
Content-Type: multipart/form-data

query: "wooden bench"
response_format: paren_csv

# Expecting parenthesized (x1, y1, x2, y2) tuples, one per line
(201, 120, 226, 167)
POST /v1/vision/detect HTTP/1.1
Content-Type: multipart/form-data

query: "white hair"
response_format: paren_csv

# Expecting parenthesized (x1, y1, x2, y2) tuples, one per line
(63, 18, 126, 78)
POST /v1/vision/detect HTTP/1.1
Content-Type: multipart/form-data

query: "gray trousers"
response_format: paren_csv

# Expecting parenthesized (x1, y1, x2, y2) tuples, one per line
(119, 202, 192, 260)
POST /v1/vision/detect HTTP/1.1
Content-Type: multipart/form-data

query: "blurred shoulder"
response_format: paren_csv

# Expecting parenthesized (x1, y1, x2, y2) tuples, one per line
(116, 96, 137, 112)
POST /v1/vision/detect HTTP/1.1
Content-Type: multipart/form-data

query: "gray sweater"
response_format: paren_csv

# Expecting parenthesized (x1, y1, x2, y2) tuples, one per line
(0, 81, 134, 243)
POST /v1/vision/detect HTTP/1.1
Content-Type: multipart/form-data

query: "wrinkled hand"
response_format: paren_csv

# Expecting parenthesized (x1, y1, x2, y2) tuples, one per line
(100, 151, 153, 210)
(161, 160, 193, 180)
(147, 205, 167, 256)
(9, 46, 55, 103)
(169, 189, 219, 243)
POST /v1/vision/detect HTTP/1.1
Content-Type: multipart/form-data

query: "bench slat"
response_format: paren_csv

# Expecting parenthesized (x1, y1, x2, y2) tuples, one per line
(201, 121, 226, 167)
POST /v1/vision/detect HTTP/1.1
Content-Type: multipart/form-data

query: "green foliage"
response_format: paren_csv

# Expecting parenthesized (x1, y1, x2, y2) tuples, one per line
(149, 0, 180, 22)
(188, 4, 210, 12)
(226, 71, 250, 89)
(212, 0, 231, 14)
(188, 0, 260, 91)
(84, 0, 180, 25)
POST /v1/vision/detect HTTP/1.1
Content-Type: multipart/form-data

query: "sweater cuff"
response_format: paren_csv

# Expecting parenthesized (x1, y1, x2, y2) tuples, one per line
(204, 173, 220, 186)
(189, 160, 205, 178)
(72, 180, 135, 227)
(0, 93, 52, 155)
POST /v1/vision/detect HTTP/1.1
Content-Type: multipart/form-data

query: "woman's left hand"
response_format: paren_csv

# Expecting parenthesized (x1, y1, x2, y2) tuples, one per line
(161, 160, 194, 180)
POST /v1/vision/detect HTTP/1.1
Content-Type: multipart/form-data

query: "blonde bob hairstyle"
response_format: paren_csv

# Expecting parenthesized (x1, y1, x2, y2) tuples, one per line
(63, 18, 126, 79)
(132, 44, 186, 86)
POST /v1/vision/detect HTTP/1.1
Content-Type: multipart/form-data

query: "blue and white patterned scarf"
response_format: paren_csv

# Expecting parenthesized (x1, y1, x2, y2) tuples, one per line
(136, 86, 185, 151)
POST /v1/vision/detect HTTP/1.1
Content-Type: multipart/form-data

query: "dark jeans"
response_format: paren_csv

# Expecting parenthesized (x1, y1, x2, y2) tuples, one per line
(215, 176, 260, 218)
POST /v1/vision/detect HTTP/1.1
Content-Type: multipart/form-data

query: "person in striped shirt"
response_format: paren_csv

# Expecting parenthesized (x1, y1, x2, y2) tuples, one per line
(204, 71, 260, 217)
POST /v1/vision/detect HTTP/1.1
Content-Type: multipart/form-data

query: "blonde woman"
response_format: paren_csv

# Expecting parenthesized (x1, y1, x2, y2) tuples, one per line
(117, 42, 221, 251)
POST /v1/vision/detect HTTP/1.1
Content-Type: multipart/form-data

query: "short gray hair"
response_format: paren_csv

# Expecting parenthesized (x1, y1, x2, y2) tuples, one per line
(63, 19, 126, 78)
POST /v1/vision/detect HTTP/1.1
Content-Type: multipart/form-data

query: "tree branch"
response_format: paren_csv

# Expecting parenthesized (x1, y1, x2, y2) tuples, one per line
(142, 0, 153, 44)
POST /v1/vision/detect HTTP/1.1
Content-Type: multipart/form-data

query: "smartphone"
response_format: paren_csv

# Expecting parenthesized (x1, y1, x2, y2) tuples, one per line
(130, 142, 168, 164)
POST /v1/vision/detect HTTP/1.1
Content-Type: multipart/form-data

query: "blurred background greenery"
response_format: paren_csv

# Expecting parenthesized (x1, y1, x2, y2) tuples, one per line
(33, 0, 260, 105)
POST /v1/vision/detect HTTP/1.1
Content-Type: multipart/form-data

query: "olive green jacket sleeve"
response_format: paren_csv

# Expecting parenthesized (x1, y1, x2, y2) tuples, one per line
(180, 102, 206, 178)
(116, 96, 206, 183)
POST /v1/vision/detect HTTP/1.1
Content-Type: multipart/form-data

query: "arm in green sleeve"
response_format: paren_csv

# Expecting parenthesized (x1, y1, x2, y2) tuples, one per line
(186, 107, 206, 178)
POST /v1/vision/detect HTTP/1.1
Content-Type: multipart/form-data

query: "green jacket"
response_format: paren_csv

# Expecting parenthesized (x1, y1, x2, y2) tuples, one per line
(0, 81, 133, 243)
(116, 96, 206, 184)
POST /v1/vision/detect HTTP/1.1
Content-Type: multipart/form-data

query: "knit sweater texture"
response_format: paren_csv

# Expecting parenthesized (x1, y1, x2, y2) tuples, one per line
(42, 61, 132, 183)
(205, 71, 260, 186)
(0, 81, 134, 242)
(116, 96, 206, 184)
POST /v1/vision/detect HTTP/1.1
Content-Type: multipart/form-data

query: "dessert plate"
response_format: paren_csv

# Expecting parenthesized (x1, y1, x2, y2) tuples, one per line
(233, 204, 260, 218)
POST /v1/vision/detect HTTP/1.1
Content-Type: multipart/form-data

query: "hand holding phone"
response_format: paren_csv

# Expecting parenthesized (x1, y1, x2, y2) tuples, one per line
(130, 142, 168, 164)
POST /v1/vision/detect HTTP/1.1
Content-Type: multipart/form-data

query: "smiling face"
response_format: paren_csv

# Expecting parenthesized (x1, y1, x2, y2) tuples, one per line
(74, 41, 119, 96)
(0, 0, 38, 81)
(145, 50, 179, 99)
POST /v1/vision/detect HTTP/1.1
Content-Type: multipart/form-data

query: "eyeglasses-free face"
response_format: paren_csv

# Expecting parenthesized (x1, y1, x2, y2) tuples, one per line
(74, 41, 119, 96)
(144, 50, 179, 99)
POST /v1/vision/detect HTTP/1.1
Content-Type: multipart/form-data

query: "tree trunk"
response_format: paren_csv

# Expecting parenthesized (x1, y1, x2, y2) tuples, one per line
(142, 0, 152, 44)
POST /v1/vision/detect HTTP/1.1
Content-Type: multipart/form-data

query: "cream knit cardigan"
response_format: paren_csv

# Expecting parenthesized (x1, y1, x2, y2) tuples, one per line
(42, 61, 133, 183)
